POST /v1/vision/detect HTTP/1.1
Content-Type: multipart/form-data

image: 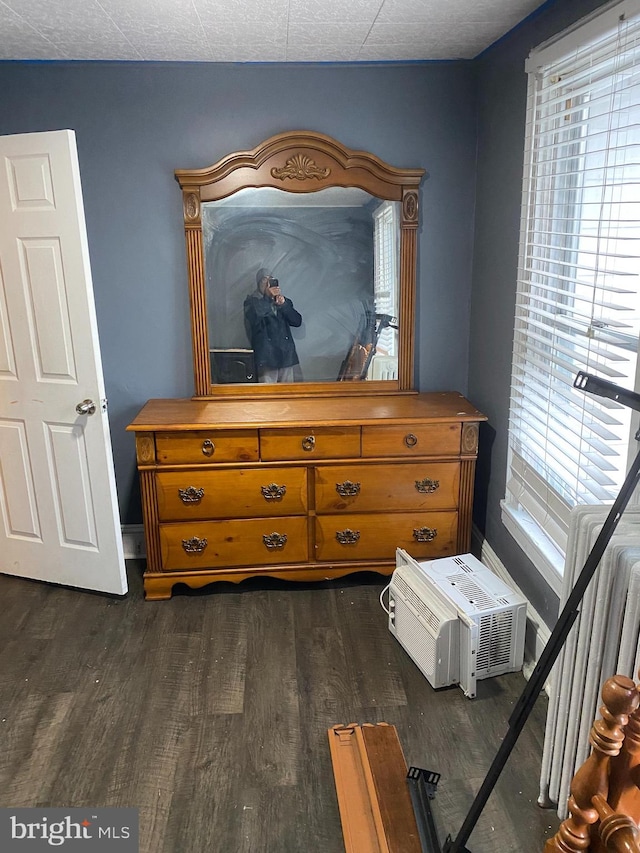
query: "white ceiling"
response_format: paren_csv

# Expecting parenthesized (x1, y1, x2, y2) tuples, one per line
(0, 0, 548, 63)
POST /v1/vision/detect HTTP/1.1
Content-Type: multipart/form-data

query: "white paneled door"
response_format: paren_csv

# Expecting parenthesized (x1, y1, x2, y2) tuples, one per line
(0, 130, 127, 595)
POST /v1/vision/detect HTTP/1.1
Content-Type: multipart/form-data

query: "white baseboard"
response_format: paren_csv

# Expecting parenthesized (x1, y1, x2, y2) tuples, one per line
(121, 524, 146, 560)
(472, 525, 551, 689)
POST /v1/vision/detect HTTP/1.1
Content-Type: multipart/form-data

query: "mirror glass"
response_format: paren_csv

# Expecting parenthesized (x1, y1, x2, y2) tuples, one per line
(202, 186, 400, 385)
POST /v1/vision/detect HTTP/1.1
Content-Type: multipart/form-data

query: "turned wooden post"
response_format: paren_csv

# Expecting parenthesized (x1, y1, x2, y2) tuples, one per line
(607, 689, 640, 826)
(592, 794, 640, 853)
(544, 675, 639, 853)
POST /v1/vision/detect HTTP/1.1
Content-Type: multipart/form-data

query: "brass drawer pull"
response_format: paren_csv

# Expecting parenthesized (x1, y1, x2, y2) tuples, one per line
(415, 478, 440, 494)
(182, 536, 208, 553)
(201, 439, 215, 457)
(404, 433, 418, 448)
(261, 483, 287, 501)
(336, 480, 361, 497)
(302, 435, 316, 452)
(336, 528, 360, 545)
(263, 532, 288, 549)
(178, 486, 205, 504)
(413, 526, 437, 542)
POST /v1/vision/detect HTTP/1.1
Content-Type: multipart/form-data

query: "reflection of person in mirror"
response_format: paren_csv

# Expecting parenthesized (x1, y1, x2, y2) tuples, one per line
(244, 268, 303, 383)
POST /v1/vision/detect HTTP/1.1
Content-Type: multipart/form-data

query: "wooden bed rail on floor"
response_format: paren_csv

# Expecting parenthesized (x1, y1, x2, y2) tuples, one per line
(328, 723, 422, 853)
(544, 674, 640, 853)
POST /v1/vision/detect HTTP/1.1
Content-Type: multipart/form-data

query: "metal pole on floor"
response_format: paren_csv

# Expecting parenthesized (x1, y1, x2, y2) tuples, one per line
(412, 373, 640, 853)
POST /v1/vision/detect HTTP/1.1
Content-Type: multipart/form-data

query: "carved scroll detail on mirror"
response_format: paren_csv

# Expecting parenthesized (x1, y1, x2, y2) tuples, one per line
(175, 131, 425, 398)
(403, 191, 418, 222)
(271, 154, 330, 181)
(184, 192, 200, 223)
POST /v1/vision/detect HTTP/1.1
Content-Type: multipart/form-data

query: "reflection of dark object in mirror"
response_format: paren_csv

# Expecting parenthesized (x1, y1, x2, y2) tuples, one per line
(210, 349, 257, 383)
(337, 308, 375, 381)
(337, 310, 398, 381)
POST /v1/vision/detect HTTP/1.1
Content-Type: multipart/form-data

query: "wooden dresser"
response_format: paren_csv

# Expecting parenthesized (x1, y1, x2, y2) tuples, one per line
(127, 392, 486, 600)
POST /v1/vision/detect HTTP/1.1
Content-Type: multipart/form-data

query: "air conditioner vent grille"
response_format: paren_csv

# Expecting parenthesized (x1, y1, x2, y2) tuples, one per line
(395, 599, 437, 677)
(446, 572, 498, 610)
(477, 611, 514, 671)
(394, 574, 441, 632)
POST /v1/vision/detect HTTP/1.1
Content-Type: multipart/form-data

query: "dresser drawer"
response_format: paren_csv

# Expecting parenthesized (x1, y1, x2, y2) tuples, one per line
(315, 511, 457, 561)
(160, 517, 308, 569)
(260, 427, 361, 461)
(156, 467, 308, 521)
(156, 430, 259, 464)
(314, 463, 460, 513)
(361, 423, 460, 457)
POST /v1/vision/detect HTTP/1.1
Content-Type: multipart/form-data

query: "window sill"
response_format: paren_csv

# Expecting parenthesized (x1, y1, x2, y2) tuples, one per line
(500, 501, 564, 597)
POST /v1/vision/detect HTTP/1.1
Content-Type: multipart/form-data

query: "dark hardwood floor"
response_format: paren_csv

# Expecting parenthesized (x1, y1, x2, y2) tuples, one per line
(0, 562, 560, 852)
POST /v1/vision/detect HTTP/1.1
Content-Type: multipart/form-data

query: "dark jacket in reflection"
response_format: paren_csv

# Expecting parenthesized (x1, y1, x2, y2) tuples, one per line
(243, 291, 302, 371)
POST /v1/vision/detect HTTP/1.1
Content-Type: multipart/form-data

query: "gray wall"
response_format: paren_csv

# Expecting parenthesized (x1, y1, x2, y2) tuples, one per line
(469, 0, 612, 626)
(0, 61, 478, 524)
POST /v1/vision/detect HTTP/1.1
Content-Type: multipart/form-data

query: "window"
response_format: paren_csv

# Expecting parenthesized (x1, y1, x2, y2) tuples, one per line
(503, 0, 640, 587)
(373, 201, 399, 357)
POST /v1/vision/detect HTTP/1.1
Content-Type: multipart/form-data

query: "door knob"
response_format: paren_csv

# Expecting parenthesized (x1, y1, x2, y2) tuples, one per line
(76, 399, 96, 416)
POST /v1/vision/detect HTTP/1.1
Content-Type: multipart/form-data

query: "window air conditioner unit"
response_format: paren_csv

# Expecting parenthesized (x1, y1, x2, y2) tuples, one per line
(388, 550, 527, 698)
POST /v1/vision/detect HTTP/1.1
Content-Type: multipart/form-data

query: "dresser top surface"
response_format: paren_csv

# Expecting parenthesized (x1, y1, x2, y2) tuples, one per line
(127, 392, 486, 432)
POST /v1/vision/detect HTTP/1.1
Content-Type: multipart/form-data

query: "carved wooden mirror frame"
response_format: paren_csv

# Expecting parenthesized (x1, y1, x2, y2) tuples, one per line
(175, 131, 425, 398)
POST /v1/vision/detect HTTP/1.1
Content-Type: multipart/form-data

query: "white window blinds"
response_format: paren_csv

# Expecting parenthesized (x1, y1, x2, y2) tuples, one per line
(373, 201, 399, 356)
(505, 0, 640, 560)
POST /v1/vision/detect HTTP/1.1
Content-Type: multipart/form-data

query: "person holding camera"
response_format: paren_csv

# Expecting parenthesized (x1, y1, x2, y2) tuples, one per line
(244, 268, 303, 383)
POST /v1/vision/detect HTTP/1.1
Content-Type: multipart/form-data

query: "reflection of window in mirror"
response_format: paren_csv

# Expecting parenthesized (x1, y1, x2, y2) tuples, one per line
(371, 201, 400, 380)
